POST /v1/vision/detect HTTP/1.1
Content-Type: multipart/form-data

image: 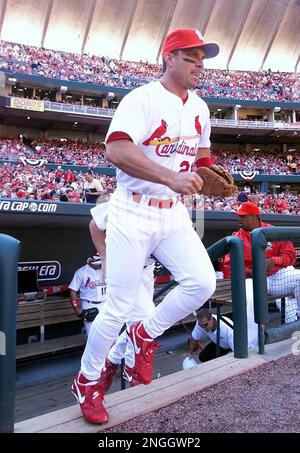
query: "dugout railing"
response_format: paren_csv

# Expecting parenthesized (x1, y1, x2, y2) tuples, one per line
(0, 233, 20, 433)
(251, 226, 300, 354)
(153, 236, 248, 359)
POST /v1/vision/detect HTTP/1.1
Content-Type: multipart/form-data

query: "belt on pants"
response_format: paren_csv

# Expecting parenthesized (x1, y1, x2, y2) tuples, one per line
(132, 192, 179, 209)
(85, 300, 103, 305)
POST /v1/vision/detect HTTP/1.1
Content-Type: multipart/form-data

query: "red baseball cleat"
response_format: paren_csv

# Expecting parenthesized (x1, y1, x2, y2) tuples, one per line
(128, 321, 159, 385)
(71, 371, 109, 424)
(100, 358, 118, 393)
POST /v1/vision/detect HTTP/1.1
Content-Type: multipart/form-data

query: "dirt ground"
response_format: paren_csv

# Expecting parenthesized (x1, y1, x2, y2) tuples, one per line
(105, 354, 300, 433)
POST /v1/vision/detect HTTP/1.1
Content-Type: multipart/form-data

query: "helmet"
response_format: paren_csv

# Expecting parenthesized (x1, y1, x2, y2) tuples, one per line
(87, 253, 102, 267)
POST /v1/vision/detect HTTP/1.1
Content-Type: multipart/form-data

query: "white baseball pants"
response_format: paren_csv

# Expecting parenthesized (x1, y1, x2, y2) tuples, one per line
(267, 266, 300, 317)
(81, 187, 216, 380)
(107, 263, 155, 367)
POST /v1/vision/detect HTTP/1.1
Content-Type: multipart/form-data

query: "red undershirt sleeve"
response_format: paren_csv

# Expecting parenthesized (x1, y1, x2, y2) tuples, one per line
(106, 131, 133, 143)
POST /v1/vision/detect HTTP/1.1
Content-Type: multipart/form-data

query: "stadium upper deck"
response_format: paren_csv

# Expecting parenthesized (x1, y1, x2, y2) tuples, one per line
(1, 40, 299, 104)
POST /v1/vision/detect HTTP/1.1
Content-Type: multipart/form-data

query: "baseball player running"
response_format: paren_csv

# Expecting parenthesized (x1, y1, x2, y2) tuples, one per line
(72, 28, 220, 424)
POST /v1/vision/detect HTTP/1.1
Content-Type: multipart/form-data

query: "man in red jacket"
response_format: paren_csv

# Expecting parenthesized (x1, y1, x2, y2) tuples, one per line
(221, 202, 300, 326)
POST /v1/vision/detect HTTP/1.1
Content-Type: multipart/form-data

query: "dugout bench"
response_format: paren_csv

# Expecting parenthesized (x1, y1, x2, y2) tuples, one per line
(15, 281, 232, 361)
(16, 273, 296, 361)
(16, 296, 85, 360)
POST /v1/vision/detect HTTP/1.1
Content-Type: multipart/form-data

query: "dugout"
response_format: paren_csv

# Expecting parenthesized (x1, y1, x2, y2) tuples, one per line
(1, 198, 299, 343)
(1, 199, 299, 287)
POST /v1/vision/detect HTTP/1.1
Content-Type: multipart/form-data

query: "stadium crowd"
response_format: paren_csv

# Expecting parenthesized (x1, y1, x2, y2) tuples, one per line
(1, 39, 299, 103)
(1, 159, 299, 215)
(0, 162, 116, 203)
(0, 137, 112, 167)
(1, 138, 299, 174)
(213, 149, 300, 174)
(197, 191, 300, 216)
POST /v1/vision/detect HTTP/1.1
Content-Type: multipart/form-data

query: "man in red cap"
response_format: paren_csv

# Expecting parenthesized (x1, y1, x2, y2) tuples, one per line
(222, 201, 296, 278)
(72, 28, 221, 424)
(221, 201, 300, 346)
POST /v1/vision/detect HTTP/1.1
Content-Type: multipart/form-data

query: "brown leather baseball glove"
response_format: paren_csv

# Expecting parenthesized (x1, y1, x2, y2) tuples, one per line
(196, 165, 236, 197)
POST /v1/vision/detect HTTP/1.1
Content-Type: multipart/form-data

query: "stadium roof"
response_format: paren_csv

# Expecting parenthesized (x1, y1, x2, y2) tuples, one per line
(1, 0, 299, 72)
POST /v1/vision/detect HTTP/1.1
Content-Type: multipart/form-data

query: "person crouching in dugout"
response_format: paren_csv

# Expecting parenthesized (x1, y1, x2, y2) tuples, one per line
(189, 308, 233, 362)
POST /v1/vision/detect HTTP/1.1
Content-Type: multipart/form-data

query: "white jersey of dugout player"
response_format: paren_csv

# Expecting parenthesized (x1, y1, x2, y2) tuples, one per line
(192, 315, 234, 351)
(69, 265, 106, 303)
(69, 264, 106, 335)
(106, 81, 211, 197)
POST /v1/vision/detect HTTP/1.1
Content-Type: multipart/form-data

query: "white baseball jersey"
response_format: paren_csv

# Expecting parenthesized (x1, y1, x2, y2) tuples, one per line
(105, 81, 211, 197)
(192, 315, 234, 351)
(69, 264, 106, 302)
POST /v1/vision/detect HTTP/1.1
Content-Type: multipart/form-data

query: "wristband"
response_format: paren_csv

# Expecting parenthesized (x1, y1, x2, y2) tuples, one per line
(71, 299, 79, 309)
(195, 157, 214, 168)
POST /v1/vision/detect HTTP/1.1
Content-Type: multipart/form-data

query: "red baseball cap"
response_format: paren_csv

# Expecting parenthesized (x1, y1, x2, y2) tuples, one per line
(236, 202, 261, 216)
(16, 189, 27, 198)
(162, 28, 219, 59)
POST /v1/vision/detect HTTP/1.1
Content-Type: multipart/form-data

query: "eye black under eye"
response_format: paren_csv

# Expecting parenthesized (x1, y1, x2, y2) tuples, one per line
(183, 57, 197, 64)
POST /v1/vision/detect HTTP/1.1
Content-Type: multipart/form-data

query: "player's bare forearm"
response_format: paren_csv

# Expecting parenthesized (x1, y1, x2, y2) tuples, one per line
(189, 338, 200, 354)
(70, 289, 78, 301)
(265, 258, 276, 272)
(107, 140, 203, 194)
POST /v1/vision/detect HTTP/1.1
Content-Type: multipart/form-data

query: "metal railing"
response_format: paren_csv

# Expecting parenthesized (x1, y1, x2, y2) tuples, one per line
(0, 234, 20, 433)
(153, 236, 248, 359)
(251, 226, 300, 354)
(210, 118, 300, 129)
(207, 236, 248, 358)
(43, 101, 115, 118)
(39, 100, 300, 130)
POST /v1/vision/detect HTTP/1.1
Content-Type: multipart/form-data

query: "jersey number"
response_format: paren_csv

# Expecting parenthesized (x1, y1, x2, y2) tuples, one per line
(179, 161, 190, 172)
